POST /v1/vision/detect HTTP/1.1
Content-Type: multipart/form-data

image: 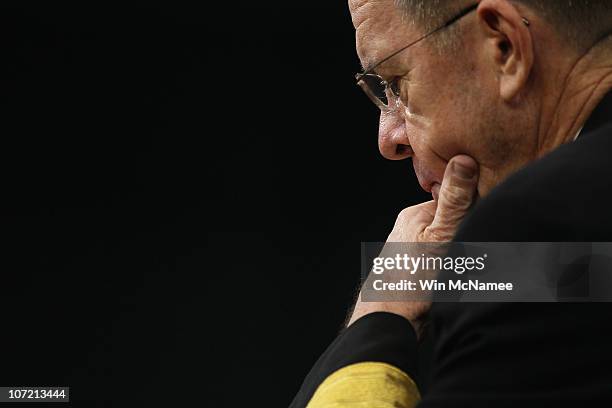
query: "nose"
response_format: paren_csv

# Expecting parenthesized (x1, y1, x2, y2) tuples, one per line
(378, 110, 412, 160)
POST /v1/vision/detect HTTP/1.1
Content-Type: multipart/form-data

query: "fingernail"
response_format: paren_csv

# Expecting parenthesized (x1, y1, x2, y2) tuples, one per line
(452, 160, 476, 180)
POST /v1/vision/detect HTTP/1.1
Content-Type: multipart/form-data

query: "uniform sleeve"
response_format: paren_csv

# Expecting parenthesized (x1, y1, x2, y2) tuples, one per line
(289, 312, 420, 408)
(307, 362, 420, 408)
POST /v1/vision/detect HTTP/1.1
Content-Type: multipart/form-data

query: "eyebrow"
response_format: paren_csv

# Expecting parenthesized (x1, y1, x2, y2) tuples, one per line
(359, 58, 377, 74)
(359, 58, 399, 80)
(356, 3, 479, 82)
(360, 52, 406, 78)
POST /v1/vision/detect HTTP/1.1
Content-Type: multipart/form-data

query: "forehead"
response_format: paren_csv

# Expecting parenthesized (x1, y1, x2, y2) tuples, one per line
(348, 0, 418, 70)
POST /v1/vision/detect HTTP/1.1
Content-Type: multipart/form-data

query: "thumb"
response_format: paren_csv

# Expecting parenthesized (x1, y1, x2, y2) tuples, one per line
(427, 155, 479, 240)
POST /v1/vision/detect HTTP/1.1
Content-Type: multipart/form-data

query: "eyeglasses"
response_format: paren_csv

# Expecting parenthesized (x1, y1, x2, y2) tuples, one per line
(355, 3, 479, 112)
(355, 3, 487, 112)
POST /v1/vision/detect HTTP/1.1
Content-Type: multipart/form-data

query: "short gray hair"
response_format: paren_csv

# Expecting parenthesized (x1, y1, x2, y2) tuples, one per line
(395, 0, 612, 50)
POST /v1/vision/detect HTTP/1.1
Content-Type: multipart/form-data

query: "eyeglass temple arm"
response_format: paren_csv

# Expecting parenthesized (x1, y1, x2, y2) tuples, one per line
(355, 3, 479, 83)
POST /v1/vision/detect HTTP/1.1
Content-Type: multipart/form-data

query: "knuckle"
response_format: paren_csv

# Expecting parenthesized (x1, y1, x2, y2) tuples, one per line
(423, 226, 452, 242)
(442, 185, 472, 210)
(398, 207, 413, 219)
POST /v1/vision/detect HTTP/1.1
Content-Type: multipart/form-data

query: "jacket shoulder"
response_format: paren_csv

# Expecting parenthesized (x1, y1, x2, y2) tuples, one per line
(455, 123, 612, 242)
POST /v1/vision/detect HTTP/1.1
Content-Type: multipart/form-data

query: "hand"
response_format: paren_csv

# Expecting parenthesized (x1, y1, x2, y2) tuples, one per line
(348, 155, 479, 337)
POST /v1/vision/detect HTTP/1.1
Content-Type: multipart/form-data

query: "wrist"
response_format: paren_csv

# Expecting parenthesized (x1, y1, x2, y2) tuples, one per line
(348, 299, 427, 340)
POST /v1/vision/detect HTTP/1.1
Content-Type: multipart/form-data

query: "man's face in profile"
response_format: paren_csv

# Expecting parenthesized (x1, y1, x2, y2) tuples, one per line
(349, 0, 535, 198)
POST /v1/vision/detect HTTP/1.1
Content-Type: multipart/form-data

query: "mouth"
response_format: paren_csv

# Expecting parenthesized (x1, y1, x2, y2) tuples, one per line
(431, 183, 441, 202)
(412, 159, 441, 201)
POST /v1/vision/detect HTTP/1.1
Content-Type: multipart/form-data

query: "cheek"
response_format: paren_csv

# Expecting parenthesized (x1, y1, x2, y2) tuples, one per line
(426, 113, 470, 158)
(403, 86, 480, 185)
(408, 88, 478, 166)
(404, 59, 485, 182)
(404, 83, 465, 164)
(406, 120, 449, 183)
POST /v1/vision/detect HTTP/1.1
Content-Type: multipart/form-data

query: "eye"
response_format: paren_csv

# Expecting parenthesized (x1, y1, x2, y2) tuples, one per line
(386, 77, 402, 97)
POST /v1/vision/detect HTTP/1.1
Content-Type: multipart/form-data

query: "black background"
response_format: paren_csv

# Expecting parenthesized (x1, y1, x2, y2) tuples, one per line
(0, 5, 428, 407)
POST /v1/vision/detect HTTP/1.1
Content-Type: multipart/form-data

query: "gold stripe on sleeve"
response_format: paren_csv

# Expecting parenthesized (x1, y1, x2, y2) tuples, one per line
(307, 362, 421, 408)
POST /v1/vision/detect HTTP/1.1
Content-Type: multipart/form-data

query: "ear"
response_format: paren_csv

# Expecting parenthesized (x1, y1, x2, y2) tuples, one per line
(477, 0, 534, 101)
